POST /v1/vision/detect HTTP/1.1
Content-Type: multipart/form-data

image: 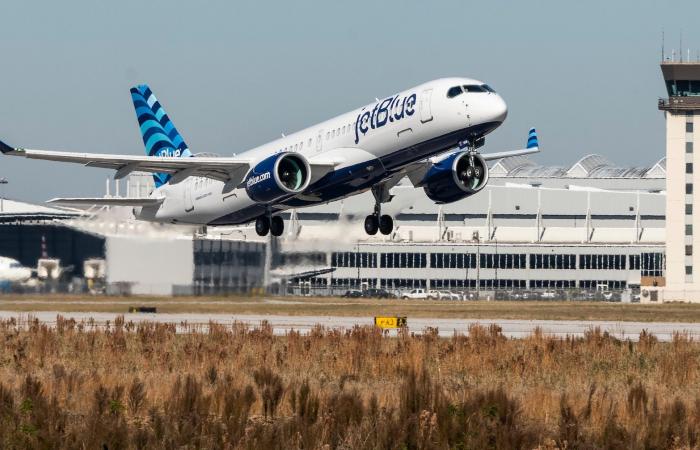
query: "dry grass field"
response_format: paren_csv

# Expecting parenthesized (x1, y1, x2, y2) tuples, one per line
(0, 317, 699, 449)
(3, 294, 700, 322)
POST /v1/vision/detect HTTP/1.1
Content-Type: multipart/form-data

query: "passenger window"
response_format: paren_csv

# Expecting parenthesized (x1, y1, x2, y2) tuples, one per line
(464, 85, 487, 93)
(447, 86, 463, 98)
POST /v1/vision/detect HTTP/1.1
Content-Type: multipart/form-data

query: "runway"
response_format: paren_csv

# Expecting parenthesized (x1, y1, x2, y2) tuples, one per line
(0, 311, 699, 341)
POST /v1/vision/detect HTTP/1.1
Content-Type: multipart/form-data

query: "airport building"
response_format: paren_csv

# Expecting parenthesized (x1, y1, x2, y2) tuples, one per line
(263, 156, 665, 299)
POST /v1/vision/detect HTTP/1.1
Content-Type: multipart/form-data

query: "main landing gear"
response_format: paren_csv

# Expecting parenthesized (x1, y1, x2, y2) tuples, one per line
(364, 183, 394, 236)
(364, 203, 394, 236)
(255, 215, 284, 237)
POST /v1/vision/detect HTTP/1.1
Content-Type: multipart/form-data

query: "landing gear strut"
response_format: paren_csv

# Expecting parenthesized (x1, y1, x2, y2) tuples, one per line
(458, 137, 484, 183)
(255, 215, 285, 237)
(364, 193, 393, 236)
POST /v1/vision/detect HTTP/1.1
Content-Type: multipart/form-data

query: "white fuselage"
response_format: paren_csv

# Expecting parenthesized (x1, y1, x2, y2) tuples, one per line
(0, 257, 32, 283)
(137, 77, 508, 226)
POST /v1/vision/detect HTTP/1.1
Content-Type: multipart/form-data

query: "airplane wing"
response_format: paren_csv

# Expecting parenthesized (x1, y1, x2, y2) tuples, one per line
(0, 139, 343, 188)
(480, 147, 539, 161)
(47, 197, 165, 207)
(0, 139, 252, 184)
(480, 127, 540, 161)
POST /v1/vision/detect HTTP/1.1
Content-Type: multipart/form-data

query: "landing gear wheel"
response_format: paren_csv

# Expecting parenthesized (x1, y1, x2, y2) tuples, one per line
(364, 215, 379, 235)
(255, 216, 270, 236)
(379, 215, 393, 235)
(270, 216, 284, 237)
(465, 166, 474, 178)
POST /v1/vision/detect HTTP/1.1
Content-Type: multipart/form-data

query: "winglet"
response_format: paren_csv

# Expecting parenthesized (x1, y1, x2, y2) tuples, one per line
(526, 128, 538, 149)
(0, 139, 15, 154)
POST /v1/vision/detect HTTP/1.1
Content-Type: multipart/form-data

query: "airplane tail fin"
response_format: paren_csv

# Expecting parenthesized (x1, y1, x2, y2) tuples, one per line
(130, 84, 192, 187)
(526, 128, 538, 149)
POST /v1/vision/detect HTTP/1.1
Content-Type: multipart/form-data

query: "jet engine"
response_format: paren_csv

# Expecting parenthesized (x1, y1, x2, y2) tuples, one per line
(245, 152, 311, 203)
(422, 151, 489, 204)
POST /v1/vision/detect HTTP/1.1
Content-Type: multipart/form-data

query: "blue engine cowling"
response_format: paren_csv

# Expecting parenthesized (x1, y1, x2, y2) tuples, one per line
(244, 152, 311, 203)
(422, 151, 489, 204)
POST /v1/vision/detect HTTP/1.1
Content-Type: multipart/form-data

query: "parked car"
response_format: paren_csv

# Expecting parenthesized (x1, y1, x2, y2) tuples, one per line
(342, 290, 363, 298)
(441, 291, 461, 301)
(363, 288, 394, 299)
(541, 290, 557, 299)
(603, 291, 621, 302)
(401, 289, 429, 300)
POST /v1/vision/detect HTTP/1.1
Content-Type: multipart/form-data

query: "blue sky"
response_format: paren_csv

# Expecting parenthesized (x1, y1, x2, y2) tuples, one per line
(0, 0, 698, 201)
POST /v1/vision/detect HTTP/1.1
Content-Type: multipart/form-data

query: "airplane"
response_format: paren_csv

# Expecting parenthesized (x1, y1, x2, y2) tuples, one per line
(0, 256, 32, 285)
(0, 77, 539, 237)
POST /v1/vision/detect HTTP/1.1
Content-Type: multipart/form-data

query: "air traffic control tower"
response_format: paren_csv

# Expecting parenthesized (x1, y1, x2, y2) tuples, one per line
(659, 62, 700, 301)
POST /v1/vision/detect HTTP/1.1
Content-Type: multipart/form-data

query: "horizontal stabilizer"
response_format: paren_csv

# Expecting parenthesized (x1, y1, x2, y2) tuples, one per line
(47, 197, 164, 207)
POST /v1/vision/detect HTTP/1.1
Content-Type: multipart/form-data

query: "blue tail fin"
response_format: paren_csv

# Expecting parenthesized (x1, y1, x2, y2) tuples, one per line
(130, 84, 192, 187)
(526, 128, 538, 149)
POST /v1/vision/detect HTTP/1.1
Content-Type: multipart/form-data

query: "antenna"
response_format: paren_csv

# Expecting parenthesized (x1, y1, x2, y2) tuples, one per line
(661, 30, 665, 61)
(680, 31, 683, 62)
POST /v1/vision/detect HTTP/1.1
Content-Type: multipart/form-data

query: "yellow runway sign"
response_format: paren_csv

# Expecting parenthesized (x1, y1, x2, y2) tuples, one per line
(374, 316, 407, 329)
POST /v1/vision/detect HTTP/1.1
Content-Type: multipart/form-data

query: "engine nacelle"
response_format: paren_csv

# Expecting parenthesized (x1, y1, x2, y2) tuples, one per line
(422, 151, 489, 204)
(245, 152, 311, 203)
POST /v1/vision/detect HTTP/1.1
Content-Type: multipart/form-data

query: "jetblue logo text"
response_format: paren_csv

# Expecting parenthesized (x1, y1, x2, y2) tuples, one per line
(155, 148, 183, 157)
(246, 172, 271, 188)
(354, 93, 417, 144)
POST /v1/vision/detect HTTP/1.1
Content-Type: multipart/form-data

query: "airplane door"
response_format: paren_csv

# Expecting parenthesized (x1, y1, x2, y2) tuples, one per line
(316, 129, 323, 153)
(419, 89, 433, 123)
(184, 183, 194, 212)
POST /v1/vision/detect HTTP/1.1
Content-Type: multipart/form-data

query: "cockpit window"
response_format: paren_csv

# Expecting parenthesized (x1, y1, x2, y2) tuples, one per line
(463, 85, 488, 93)
(481, 84, 496, 93)
(446, 86, 464, 98)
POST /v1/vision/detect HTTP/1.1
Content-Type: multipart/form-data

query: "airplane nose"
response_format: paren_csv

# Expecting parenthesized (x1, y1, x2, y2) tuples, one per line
(492, 96, 508, 123)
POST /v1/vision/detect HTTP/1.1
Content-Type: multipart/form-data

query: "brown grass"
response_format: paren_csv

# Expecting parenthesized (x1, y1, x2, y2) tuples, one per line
(0, 317, 699, 448)
(3, 295, 700, 322)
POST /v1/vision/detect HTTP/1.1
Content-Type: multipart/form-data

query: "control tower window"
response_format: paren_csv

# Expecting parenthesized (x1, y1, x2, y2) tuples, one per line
(666, 80, 700, 96)
(481, 84, 496, 93)
(447, 86, 463, 98)
(463, 85, 487, 93)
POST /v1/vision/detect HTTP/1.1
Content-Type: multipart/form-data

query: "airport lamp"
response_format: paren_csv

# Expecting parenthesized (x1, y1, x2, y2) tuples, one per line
(0, 178, 7, 213)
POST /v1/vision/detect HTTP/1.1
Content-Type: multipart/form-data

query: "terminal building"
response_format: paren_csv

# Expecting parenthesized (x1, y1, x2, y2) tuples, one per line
(263, 155, 665, 298)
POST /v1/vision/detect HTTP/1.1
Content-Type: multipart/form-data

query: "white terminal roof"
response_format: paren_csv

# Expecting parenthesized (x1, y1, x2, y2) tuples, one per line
(490, 154, 666, 179)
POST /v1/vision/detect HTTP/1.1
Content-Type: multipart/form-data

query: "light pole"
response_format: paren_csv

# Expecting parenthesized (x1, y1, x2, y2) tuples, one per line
(0, 178, 7, 213)
(472, 231, 481, 300)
